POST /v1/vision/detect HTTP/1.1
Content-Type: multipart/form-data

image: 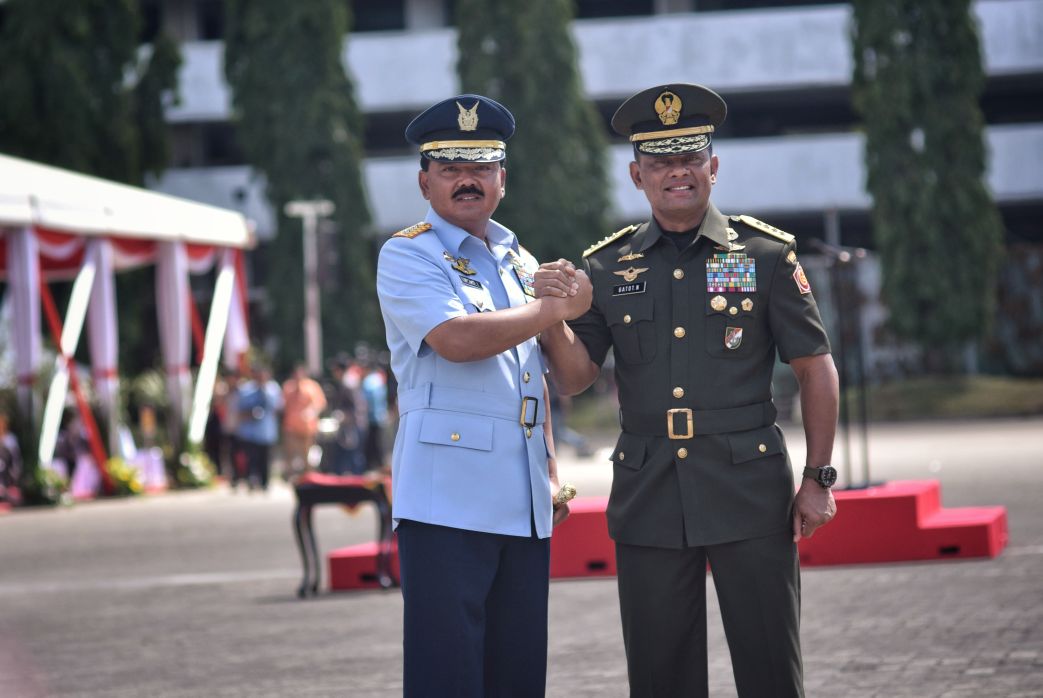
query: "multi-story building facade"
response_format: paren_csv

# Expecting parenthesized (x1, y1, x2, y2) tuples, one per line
(149, 0, 1042, 250)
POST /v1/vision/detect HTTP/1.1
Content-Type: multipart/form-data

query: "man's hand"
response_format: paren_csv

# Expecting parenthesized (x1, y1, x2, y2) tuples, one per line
(792, 479, 836, 542)
(549, 458, 571, 527)
(540, 267, 592, 322)
(534, 259, 579, 299)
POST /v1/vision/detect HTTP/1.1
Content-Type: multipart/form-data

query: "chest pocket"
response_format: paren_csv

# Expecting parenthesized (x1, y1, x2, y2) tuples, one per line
(606, 294, 656, 365)
(458, 279, 494, 313)
(704, 293, 761, 359)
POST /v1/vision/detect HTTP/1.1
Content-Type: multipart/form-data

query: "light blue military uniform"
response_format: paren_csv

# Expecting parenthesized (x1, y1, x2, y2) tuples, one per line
(377, 207, 552, 539)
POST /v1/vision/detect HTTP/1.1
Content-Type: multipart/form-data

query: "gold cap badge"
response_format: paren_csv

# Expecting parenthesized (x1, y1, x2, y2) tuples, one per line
(457, 101, 479, 131)
(655, 91, 682, 126)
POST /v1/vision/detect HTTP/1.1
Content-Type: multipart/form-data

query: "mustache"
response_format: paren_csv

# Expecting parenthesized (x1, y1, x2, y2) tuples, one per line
(452, 185, 484, 199)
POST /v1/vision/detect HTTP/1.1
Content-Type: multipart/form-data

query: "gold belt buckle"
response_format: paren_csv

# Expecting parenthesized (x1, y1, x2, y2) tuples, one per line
(667, 408, 694, 440)
(520, 397, 539, 428)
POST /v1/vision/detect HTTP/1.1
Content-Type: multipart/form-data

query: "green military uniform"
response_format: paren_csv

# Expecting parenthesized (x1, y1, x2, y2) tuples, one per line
(572, 205, 829, 548)
(566, 83, 832, 698)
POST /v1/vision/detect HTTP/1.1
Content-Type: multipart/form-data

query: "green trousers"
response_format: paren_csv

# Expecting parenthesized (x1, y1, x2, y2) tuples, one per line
(616, 529, 803, 698)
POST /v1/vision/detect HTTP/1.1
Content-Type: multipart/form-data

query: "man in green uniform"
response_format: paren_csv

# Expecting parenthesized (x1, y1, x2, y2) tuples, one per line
(536, 83, 840, 697)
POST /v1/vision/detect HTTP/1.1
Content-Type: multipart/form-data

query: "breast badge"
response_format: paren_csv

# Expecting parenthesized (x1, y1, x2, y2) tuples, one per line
(724, 326, 743, 350)
(710, 295, 727, 312)
(613, 266, 649, 283)
(617, 252, 645, 263)
(443, 251, 477, 276)
(741, 298, 753, 312)
(706, 253, 756, 293)
(792, 262, 812, 294)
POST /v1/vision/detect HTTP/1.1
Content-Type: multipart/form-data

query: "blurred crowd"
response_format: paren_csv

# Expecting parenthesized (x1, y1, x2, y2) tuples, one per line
(206, 345, 395, 491)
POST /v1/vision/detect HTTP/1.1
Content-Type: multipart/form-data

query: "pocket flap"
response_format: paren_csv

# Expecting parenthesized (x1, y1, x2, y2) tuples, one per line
(606, 295, 654, 327)
(612, 432, 648, 471)
(419, 412, 494, 452)
(728, 425, 783, 464)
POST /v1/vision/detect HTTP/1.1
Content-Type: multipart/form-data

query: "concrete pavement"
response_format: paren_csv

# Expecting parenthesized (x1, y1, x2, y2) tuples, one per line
(1, 416, 1041, 697)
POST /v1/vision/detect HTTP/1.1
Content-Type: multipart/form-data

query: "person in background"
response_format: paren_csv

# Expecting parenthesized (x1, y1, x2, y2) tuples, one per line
(359, 353, 389, 472)
(327, 354, 368, 475)
(0, 411, 22, 505)
(281, 362, 327, 480)
(234, 362, 282, 491)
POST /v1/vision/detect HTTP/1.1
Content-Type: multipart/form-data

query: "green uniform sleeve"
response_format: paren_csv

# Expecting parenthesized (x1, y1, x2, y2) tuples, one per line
(566, 257, 614, 367)
(768, 241, 831, 363)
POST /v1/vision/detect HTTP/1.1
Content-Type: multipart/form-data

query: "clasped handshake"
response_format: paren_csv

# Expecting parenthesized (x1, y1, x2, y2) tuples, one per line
(534, 259, 593, 322)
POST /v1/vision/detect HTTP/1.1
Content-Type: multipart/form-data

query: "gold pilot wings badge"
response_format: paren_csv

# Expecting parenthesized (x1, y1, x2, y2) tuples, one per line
(613, 267, 649, 283)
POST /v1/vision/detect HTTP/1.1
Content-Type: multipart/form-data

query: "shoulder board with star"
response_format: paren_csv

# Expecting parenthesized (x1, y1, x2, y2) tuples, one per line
(392, 222, 432, 239)
(582, 224, 639, 258)
(731, 215, 794, 244)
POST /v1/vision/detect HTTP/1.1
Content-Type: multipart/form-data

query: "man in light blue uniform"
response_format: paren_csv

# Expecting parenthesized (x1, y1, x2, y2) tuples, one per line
(377, 93, 592, 696)
(376, 94, 592, 698)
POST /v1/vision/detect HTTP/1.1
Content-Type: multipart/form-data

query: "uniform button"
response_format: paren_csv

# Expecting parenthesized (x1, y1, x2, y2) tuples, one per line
(676, 447, 688, 459)
(525, 427, 533, 438)
(673, 326, 686, 338)
(618, 452, 625, 461)
(758, 443, 767, 453)
(451, 432, 461, 442)
(523, 371, 531, 383)
(672, 387, 685, 399)
(729, 306, 738, 315)
(623, 314, 632, 324)
(673, 268, 684, 280)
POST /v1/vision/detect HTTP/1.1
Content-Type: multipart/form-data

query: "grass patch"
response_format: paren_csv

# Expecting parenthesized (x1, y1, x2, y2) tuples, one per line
(565, 375, 1043, 430)
(857, 375, 1043, 421)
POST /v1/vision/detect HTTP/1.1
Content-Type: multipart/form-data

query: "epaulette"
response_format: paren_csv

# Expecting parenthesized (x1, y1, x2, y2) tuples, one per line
(392, 222, 431, 239)
(732, 215, 794, 244)
(582, 224, 638, 258)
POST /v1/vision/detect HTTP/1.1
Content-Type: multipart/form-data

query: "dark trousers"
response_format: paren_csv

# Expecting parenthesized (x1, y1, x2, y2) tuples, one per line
(240, 440, 271, 490)
(616, 530, 803, 698)
(397, 520, 550, 698)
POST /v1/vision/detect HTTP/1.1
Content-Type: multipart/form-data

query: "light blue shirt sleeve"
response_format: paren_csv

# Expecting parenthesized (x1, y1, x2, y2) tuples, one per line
(377, 237, 468, 357)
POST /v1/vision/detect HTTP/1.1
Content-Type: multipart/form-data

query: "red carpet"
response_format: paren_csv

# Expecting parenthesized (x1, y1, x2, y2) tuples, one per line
(326, 480, 1008, 591)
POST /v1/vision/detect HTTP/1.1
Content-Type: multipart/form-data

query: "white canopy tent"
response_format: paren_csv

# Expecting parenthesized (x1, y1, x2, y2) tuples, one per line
(0, 153, 254, 488)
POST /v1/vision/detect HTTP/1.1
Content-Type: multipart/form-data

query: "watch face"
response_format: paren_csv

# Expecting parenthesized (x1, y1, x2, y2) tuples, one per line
(818, 466, 838, 488)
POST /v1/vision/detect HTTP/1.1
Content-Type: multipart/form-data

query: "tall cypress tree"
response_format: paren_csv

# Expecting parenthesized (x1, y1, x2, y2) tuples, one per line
(851, 0, 1004, 370)
(224, 0, 378, 369)
(0, 0, 180, 186)
(455, 0, 610, 262)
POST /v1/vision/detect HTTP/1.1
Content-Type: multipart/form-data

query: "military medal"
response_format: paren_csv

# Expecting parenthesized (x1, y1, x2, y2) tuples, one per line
(724, 326, 743, 350)
(792, 262, 812, 294)
(507, 249, 536, 297)
(706, 253, 756, 293)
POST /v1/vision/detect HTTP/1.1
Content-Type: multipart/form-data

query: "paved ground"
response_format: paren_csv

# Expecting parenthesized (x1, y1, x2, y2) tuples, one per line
(1, 416, 1041, 697)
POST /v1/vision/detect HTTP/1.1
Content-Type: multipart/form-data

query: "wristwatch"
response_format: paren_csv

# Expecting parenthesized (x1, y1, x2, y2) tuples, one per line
(802, 465, 837, 489)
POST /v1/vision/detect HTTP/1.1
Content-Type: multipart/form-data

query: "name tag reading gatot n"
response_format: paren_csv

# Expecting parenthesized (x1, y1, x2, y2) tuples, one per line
(612, 281, 646, 296)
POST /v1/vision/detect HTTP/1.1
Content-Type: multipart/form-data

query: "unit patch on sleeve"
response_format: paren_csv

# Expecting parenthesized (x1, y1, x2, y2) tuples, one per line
(706, 253, 756, 293)
(792, 262, 812, 295)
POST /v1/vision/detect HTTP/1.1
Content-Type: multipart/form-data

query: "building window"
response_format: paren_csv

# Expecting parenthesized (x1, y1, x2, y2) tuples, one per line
(196, 0, 225, 40)
(351, 0, 406, 32)
(576, 0, 654, 19)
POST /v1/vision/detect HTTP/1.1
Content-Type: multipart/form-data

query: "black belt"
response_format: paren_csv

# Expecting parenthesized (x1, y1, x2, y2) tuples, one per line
(620, 401, 776, 439)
